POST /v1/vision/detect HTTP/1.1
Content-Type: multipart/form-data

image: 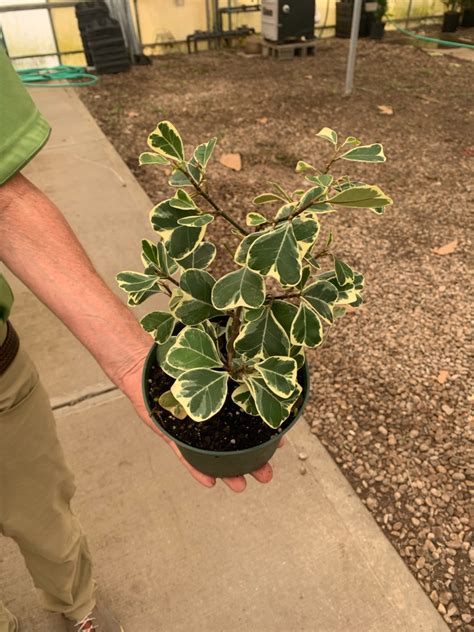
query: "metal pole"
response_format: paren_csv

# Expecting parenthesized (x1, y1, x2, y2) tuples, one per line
(344, 0, 362, 97)
(405, 0, 413, 28)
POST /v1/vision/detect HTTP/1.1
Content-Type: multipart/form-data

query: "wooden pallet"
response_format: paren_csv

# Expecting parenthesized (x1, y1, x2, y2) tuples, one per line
(262, 40, 316, 60)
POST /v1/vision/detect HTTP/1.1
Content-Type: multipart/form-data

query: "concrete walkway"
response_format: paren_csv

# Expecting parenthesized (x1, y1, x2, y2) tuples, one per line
(0, 87, 448, 632)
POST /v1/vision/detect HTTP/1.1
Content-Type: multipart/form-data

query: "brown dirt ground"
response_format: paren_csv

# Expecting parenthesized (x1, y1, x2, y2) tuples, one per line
(80, 36, 474, 630)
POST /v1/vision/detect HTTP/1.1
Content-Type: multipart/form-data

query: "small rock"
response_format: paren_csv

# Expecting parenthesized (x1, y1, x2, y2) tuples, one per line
(469, 548, 474, 564)
(430, 590, 438, 604)
(442, 404, 454, 416)
(388, 434, 397, 446)
(299, 465, 307, 475)
(298, 452, 308, 461)
(438, 603, 447, 615)
(452, 472, 465, 481)
(439, 591, 453, 606)
(416, 556, 426, 569)
(378, 425, 388, 436)
(462, 614, 472, 624)
(366, 497, 378, 510)
(411, 517, 421, 527)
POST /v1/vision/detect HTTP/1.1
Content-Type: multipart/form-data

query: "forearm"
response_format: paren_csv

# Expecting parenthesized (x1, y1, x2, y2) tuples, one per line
(0, 173, 151, 388)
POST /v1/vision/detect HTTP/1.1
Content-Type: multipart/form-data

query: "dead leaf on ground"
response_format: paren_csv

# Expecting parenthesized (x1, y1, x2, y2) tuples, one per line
(377, 105, 394, 116)
(305, 74, 313, 79)
(127, 111, 139, 118)
(431, 240, 458, 256)
(220, 153, 242, 171)
(258, 116, 268, 124)
(437, 370, 449, 384)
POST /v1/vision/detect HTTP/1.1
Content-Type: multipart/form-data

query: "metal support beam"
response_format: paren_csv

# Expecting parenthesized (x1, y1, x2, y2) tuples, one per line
(344, 0, 362, 97)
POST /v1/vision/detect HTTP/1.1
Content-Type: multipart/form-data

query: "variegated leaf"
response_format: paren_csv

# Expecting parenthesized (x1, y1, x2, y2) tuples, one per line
(177, 242, 216, 270)
(174, 270, 220, 325)
(211, 268, 265, 310)
(232, 384, 259, 416)
(169, 189, 198, 211)
(246, 212, 268, 226)
(340, 143, 386, 163)
(271, 300, 298, 331)
(247, 222, 302, 287)
(334, 258, 354, 286)
(140, 311, 176, 344)
(166, 326, 222, 370)
(245, 377, 302, 428)
(290, 302, 323, 348)
(156, 336, 183, 379)
(177, 214, 214, 227)
(116, 271, 157, 293)
(167, 225, 205, 260)
(316, 127, 337, 145)
(147, 120, 184, 160)
(193, 137, 217, 167)
(172, 369, 229, 422)
(255, 356, 297, 398)
(139, 152, 169, 166)
(234, 307, 289, 359)
(234, 232, 261, 266)
(253, 192, 285, 205)
(302, 280, 339, 324)
(328, 185, 392, 209)
(158, 390, 187, 420)
(295, 160, 315, 173)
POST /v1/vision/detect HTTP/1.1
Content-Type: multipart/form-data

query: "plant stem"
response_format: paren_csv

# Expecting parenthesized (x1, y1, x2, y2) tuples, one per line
(178, 166, 249, 236)
(226, 307, 242, 371)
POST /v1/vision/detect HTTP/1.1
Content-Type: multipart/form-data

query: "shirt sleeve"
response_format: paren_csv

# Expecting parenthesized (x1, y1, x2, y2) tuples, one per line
(0, 49, 51, 185)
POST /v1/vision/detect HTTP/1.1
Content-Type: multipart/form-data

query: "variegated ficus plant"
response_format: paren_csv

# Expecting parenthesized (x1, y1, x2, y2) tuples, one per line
(117, 122, 391, 429)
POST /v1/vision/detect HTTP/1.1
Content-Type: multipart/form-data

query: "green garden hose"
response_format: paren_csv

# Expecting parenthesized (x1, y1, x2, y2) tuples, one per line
(391, 23, 474, 49)
(18, 65, 98, 87)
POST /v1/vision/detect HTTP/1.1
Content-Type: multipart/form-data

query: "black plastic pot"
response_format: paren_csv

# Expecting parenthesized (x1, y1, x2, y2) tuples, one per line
(142, 344, 311, 478)
(461, 8, 474, 26)
(442, 11, 460, 32)
(370, 20, 385, 39)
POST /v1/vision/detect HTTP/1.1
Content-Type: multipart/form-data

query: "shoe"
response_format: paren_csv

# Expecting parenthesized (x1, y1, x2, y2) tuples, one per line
(62, 597, 124, 631)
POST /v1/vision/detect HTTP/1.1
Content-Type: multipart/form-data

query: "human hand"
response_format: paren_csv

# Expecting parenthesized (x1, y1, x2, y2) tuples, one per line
(118, 351, 284, 492)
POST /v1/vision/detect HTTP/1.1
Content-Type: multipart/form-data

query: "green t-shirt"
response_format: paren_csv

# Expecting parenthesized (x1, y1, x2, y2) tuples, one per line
(0, 48, 51, 323)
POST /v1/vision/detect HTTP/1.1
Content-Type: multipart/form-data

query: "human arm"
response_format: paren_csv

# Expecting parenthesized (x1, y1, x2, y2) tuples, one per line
(0, 173, 276, 491)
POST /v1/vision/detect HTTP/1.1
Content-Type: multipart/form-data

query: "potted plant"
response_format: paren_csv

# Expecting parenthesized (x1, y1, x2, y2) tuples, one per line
(117, 122, 392, 478)
(460, 0, 474, 26)
(370, 0, 388, 39)
(442, 0, 461, 32)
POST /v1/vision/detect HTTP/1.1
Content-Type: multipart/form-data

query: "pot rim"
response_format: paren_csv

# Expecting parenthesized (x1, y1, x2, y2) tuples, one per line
(142, 343, 311, 458)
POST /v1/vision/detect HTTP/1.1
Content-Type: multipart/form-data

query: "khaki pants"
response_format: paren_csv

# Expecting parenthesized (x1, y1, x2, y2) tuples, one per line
(0, 323, 96, 630)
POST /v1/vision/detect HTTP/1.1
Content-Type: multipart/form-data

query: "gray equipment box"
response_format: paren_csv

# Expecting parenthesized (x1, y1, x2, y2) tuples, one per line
(261, 0, 315, 43)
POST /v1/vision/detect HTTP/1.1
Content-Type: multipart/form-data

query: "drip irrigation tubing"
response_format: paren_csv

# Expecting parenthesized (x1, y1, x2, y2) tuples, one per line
(18, 65, 98, 87)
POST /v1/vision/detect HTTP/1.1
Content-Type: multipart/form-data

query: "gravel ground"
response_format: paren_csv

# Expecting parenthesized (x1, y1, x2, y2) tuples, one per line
(80, 37, 473, 630)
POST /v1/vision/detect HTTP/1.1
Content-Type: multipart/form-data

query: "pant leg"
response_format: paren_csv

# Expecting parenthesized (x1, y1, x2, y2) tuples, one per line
(0, 322, 96, 621)
(0, 602, 17, 632)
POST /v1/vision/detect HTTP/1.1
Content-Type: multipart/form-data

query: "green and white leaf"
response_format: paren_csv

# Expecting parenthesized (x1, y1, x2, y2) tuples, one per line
(177, 242, 216, 270)
(304, 253, 321, 269)
(270, 300, 298, 332)
(340, 143, 386, 163)
(295, 160, 315, 173)
(212, 268, 265, 310)
(172, 369, 229, 422)
(302, 280, 339, 324)
(127, 285, 161, 306)
(343, 136, 361, 147)
(167, 225, 205, 260)
(174, 269, 220, 325)
(166, 326, 223, 370)
(150, 199, 193, 235)
(246, 212, 268, 226)
(140, 311, 176, 344)
(334, 257, 354, 285)
(247, 222, 302, 287)
(231, 384, 259, 416)
(116, 271, 157, 293)
(156, 336, 183, 379)
(253, 192, 286, 205)
(177, 214, 214, 227)
(193, 137, 217, 167)
(255, 356, 297, 398)
(234, 231, 262, 266)
(297, 186, 326, 210)
(234, 308, 289, 359)
(139, 152, 169, 166)
(290, 302, 323, 348)
(245, 377, 302, 428)
(316, 127, 337, 145)
(169, 160, 202, 188)
(290, 344, 306, 369)
(169, 189, 198, 211)
(328, 185, 392, 209)
(158, 390, 187, 420)
(305, 174, 334, 187)
(147, 120, 184, 161)
(274, 203, 296, 221)
(292, 216, 320, 258)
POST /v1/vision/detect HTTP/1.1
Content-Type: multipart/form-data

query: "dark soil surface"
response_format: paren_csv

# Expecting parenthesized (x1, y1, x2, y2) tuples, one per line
(80, 37, 473, 631)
